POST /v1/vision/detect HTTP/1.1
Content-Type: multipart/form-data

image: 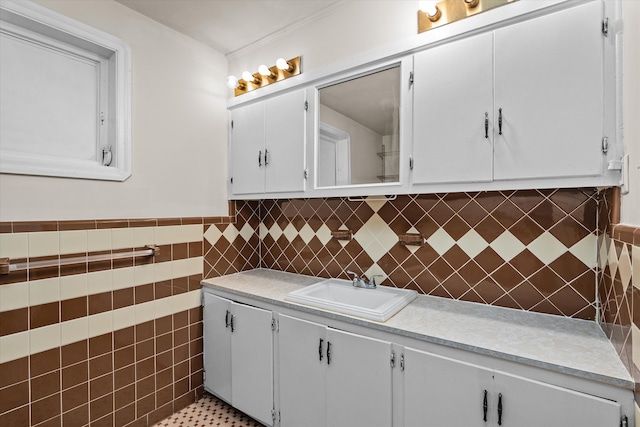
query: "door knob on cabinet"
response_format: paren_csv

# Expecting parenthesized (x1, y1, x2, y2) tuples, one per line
(258, 150, 263, 167)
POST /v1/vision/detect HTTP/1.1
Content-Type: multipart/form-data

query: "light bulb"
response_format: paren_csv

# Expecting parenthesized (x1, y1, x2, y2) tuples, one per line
(420, 1, 439, 16)
(226, 75, 239, 89)
(276, 58, 292, 72)
(258, 64, 272, 77)
(242, 71, 255, 83)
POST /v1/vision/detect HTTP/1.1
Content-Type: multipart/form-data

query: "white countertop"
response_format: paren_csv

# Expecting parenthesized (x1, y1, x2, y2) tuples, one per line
(201, 268, 633, 389)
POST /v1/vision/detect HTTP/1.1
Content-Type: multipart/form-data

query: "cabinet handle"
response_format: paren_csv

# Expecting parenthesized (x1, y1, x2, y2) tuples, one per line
(319, 338, 324, 361)
(258, 150, 262, 167)
(225, 310, 230, 328)
(326, 341, 331, 365)
(484, 113, 489, 139)
(230, 314, 235, 332)
(497, 393, 503, 426)
(483, 390, 488, 422)
(264, 149, 269, 166)
(498, 108, 503, 136)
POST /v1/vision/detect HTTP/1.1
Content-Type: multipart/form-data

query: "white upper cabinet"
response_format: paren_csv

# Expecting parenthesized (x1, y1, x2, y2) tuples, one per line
(493, 1, 604, 181)
(413, 32, 494, 185)
(229, 89, 306, 196)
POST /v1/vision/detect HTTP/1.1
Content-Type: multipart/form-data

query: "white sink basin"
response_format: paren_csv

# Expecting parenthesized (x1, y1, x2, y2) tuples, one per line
(285, 278, 417, 322)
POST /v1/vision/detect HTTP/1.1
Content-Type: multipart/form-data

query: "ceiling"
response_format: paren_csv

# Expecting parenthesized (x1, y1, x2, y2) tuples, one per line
(114, 0, 341, 55)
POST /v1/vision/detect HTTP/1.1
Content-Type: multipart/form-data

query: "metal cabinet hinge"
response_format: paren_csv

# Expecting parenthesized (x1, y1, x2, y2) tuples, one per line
(390, 351, 396, 368)
(304, 169, 308, 180)
(602, 17, 609, 36)
(100, 111, 105, 125)
(621, 415, 628, 427)
(271, 318, 278, 332)
(409, 71, 414, 88)
(271, 408, 280, 422)
(203, 370, 206, 381)
(304, 101, 309, 111)
(400, 353, 405, 371)
(602, 136, 609, 154)
(102, 147, 112, 166)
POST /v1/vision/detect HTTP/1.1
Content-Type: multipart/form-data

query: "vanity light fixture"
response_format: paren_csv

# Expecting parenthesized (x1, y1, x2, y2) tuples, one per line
(226, 56, 302, 97)
(418, 0, 516, 33)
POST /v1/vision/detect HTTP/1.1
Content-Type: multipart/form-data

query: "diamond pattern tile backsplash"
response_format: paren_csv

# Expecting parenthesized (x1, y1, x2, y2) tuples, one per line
(204, 189, 603, 319)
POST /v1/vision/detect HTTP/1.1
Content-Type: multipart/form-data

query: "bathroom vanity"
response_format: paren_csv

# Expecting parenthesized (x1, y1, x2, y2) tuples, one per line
(201, 269, 633, 427)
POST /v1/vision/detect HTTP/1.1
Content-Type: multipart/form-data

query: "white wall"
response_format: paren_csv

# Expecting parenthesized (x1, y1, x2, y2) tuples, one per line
(0, 0, 230, 221)
(229, 0, 640, 227)
(621, 0, 640, 226)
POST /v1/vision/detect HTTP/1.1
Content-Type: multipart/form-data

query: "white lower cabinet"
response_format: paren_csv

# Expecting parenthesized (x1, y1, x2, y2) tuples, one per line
(278, 314, 393, 427)
(402, 347, 621, 427)
(203, 293, 274, 426)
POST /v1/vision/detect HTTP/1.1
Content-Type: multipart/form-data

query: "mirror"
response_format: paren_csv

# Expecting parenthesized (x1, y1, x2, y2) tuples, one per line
(317, 65, 400, 187)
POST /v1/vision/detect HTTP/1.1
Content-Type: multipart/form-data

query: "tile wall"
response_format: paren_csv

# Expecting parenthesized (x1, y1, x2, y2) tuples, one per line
(0, 217, 230, 427)
(204, 189, 603, 320)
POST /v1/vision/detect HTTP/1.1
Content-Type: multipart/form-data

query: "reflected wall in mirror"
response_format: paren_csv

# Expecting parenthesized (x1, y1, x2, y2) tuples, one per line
(317, 65, 400, 187)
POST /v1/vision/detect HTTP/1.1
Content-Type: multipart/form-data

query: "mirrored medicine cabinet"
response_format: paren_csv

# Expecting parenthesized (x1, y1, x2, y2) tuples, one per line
(316, 65, 401, 188)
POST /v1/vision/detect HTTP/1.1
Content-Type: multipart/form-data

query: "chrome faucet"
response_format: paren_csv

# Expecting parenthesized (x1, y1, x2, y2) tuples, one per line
(347, 271, 382, 289)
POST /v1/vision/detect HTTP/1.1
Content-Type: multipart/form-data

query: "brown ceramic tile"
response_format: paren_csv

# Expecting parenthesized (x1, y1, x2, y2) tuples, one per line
(90, 393, 113, 421)
(154, 315, 172, 336)
(30, 302, 60, 329)
(114, 346, 135, 370)
(155, 280, 173, 299)
(13, 221, 58, 233)
(172, 243, 188, 260)
(136, 375, 155, 399)
(136, 357, 154, 381)
(129, 219, 157, 228)
(0, 222, 12, 233)
(174, 343, 190, 365)
(0, 405, 28, 426)
(190, 355, 203, 375)
(0, 266, 27, 285)
(115, 403, 136, 427)
(173, 377, 189, 399)
(62, 341, 87, 368)
(156, 333, 173, 354)
(134, 284, 154, 304)
(88, 292, 112, 315)
(148, 402, 173, 426)
(156, 368, 173, 390)
(155, 245, 172, 263)
(189, 322, 203, 342)
(114, 327, 135, 349)
(62, 381, 88, 412)
(173, 389, 195, 410)
(156, 350, 173, 372)
(0, 357, 28, 388)
(113, 288, 134, 310)
(63, 362, 88, 390)
(173, 277, 189, 295)
(181, 217, 204, 225)
(89, 354, 113, 379)
(31, 392, 61, 425)
(173, 327, 189, 348)
(189, 241, 203, 257)
(31, 370, 61, 401)
(157, 218, 182, 227)
(0, 380, 29, 413)
(174, 311, 189, 329)
(63, 403, 89, 426)
(136, 393, 155, 418)
(156, 384, 173, 408)
(135, 321, 154, 342)
(508, 281, 545, 310)
(136, 339, 155, 362)
(189, 338, 203, 358)
(96, 219, 129, 229)
(59, 260, 88, 277)
(114, 365, 135, 390)
(59, 220, 96, 231)
(115, 383, 135, 410)
(90, 373, 114, 400)
(61, 296, 87, 322)
(92, 413, 114, 427)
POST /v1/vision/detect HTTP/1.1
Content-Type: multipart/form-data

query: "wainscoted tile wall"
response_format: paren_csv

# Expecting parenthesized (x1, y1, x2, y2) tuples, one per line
(204, 189, 603, 320)
(0, 217, 223, 427)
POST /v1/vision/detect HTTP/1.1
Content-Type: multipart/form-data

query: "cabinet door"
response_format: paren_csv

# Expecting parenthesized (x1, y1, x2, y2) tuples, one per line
(264, 90, 306, 193)
(326, 328, 392, 427)
(230, 101, 265, 195)
(203, 293, 232, 403)
(413, 31, 494, 184)
(231, 302, 274, 426)
(494, 1, 604, 180)
(403, 347, 494, 427)
(493, 371, 621, 427)
(278, 315, 326, 427)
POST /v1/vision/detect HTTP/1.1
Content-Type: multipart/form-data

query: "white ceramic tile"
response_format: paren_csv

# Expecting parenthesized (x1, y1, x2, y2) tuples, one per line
(182, 224, 203, 243)
(172, 259, 190, 278)
(135, 300, 155, 324)
(204, 225, 223, 244)
(315, 224, 333, 246)
(362, 239, 388, 263)
(133, 226, 155, 247)
(268, 223, 283, 241)
(60, 274, 88, 299)
(0, 281, 29, 311)
(59, 230, 87, 255)
(87, 270, 113, 294)
(112, 266, 135, 291)
(491, 231, 526, 262)
(134, 263, 154, 286)
(174, 290, 201, 312)
(607, 238, 619, 279)
(87, 229, 112, 252)
(283, 223, 298, 243)
(155, 296, 174, 318)
(239, 223, 254, 242)
(29, 277, 60, 306)
(618, 244, 633, 293)
(30, 323, 60, 354)
(259, 223, 269, 241)
(365, 196, 387, 213)
(154, 261, 173, 283)
(28, 231, 59, 258)
(598, 235, 609, 271)
(457, 229, 489, 259)
(155, 225, 184, 245)
(527, 232, 566, 265)
(0, 232, 28, 258)
(112, 306, 135, 331)
(364, 263, 387, 284)
(425, 228, 456, 256)
(61, 317, 88, 346)
(188, 256, 203, 275)
(298, 224, 315, 245)
(633, 245, 639, 290)
(112, 228, 135, 250)
(222, 224, 239, 244)
(568, 234, 597, 269)
(353, 224, 375, 248)
(371, 215, 398, 252)
(0, 331, 29, 363)
(88, 311, 113, 337)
